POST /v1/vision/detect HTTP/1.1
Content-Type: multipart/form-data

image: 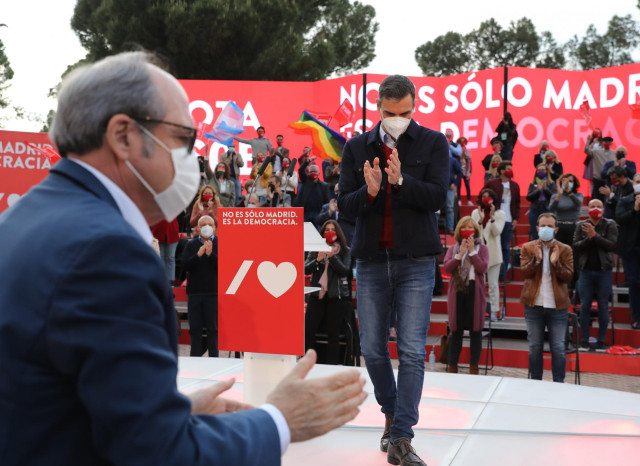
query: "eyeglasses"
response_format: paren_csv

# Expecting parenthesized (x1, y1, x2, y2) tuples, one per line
(131, 116, 197, 153)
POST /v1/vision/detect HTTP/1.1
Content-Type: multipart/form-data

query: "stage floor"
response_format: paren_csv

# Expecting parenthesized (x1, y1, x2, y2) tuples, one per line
(177, 357, 640, 466)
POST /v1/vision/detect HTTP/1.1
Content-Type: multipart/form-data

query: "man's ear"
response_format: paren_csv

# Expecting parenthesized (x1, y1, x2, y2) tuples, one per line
(105, 114, 137, 162)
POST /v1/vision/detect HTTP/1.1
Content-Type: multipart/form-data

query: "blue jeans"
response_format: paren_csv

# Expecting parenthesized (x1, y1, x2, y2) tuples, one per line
(159, 241, 178, 281)
(500, 221, 512, 275)
(445, 187, 456, 231)
(578, 269, 612, 343)
(356, 252, 435, 442)
(622, 246, 640, 322)
(524, 306, 568, 382)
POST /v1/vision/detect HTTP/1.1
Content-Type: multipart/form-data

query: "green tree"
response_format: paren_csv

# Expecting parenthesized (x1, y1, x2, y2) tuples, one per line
(415, 17, 563, 76)
(567, 15, 640, 69)
(70, 0, 378, 81)
(0, 24, 14, 111)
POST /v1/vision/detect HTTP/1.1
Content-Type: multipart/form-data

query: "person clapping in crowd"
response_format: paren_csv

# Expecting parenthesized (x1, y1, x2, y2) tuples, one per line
(482, 138, 503, 176)
(549, 174, 583, 245)
(520, 213, 574, 383)
(458, 137, 473, 205)
(250, 151, 273, 205)
(317, 185, 356, 246)
(495, 112, 518, 160)
(270, 134, 289, 174)
(573, 199, 618, 350)
(280, 156, 298, 203)
(219, 144, 244, 200)
(585, 135, 615, 201)
(471, 189, 505, 321)
(209, 161, 236, 208)
(443, 217, 489, 374)
(526, 164, 556, 240)
(484, 161, 520, 276)
(304, 220, 352, 365)
(182, 216, 219, 357)
(190, 185, 219, 230)
(324, 158, 341, 192)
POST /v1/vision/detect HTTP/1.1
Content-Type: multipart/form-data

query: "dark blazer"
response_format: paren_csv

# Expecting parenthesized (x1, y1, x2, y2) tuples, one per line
(337, 120, 449, 259)
(572, 218, 618, 271)
(484, 177, 521, 222)
(600, 159, 637, 183)
(0, 158, 279, 465)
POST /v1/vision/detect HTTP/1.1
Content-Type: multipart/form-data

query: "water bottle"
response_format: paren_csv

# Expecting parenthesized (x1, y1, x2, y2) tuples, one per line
(428, 347, 436, 371)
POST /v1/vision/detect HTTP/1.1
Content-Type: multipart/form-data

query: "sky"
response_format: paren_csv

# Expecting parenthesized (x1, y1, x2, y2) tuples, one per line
(1, 0, 639, 132)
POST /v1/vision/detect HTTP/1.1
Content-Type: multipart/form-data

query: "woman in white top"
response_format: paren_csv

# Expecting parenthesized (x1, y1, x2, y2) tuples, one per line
(471, 188, 506, 321)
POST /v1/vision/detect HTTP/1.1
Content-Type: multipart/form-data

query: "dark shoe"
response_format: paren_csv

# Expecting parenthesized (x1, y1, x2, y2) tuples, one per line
(631, 321, 640, 330)
(595, 341, 610, 352)
(387, 439, 427, 466)
(447, 364, 458, 373)
(469, 365, 479, 375)
(380, 415, 393, 452)
(579, 341, 590, 352)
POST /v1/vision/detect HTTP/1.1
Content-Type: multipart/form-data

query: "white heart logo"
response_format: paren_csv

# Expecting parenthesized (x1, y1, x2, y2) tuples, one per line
(256, 261, 297, 298)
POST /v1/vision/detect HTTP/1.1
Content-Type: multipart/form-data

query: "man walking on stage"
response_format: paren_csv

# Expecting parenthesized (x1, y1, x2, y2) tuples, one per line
(339, 74, 449, 466)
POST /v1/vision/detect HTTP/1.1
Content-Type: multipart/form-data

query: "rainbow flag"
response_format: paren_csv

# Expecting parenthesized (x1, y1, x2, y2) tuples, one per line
(289, 111, 346, 162)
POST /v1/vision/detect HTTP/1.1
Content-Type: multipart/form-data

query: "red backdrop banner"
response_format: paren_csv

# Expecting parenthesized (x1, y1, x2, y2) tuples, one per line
(0, 131, 54, 212)
(3, 63, 640, 214)
(217, 208, 304, 355)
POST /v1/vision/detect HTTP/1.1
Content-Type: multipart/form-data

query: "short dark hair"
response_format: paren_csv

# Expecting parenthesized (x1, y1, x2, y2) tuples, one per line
(270, 174, 282, 184)
(477, 188, 498, 206)
(558, 173, 580, 192)
(537, 212, 557, 226)
(497, 161, 512, 173)
(608, 165, 627, 178)
(257, 126, 265, 131)
(276, 134, 283, 139)
(377, 75, 415, 104)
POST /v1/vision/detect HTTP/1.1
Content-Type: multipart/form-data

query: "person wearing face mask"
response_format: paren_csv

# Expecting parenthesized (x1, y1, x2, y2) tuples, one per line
(532, 140, 551, 167)
(338, 74, 449, 466)
(443, 217, 489, 374)
(484, 153, 502, 183)
(181, 215, 219, 357)
(234, 125, 272, 165)
(269, 134, 289, 174)
(317, 184, 356, 246)
(294, 164, 330, 230)
(573, 199, 618, 350)
(549, 174, 584, 245)
(520, 213, 574, 382)
(585, 135, 615, 201)
(484, 161, 521, 277)
(602, 165, 634, 220)
(471, 189, 505, 321)
(0, 51, 369, 466)
(190, 184, 219, 230)
(304, 220, 352, 365)
(208, 161, 235, 207)
(495, 112, 518, 161)
(541, 150, 563, 182)
(279, 156, 298, 204)
(526, 164, 556, 240)
(600, 146, 637, 188)
(219, 144, 244, 200)
(481, 137, 503, 174)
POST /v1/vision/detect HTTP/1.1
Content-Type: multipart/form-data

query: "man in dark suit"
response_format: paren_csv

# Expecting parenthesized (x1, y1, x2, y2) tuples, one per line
(338, 74, 448, 466)
(0, 51, 366, 465)
(484, 161, 521, 275)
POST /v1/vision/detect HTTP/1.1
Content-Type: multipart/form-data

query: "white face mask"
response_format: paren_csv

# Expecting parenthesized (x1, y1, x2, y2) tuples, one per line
(380, 114, 411, 140)
(200, 225, 214, 238)
(127, 125, 200, 221)
(634, 183, 640, 194)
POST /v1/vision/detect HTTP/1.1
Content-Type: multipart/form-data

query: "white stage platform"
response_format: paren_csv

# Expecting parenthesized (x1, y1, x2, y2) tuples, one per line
(177, 357, 640, 466)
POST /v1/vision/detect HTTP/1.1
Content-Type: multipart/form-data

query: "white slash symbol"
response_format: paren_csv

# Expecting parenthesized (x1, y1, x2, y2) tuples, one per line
(225, 260, 253, 295)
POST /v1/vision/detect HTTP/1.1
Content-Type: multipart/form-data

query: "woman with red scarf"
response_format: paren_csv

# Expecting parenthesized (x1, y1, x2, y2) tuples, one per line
(190, 185, 219, 230)
(443, 217, 489, 374)
(304, 220, 352, 365)
(471, 189, 505, 321)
